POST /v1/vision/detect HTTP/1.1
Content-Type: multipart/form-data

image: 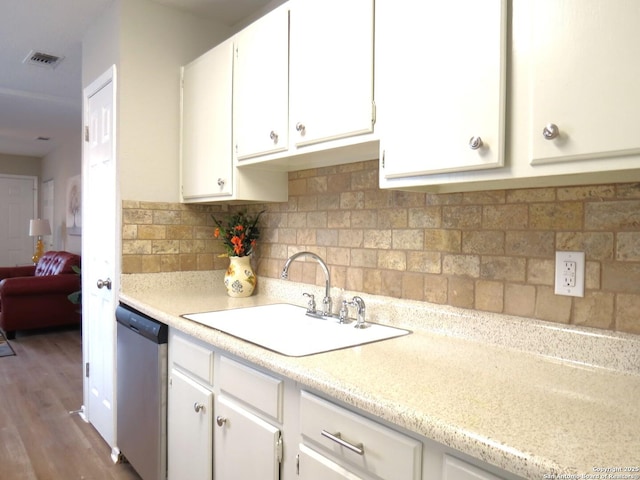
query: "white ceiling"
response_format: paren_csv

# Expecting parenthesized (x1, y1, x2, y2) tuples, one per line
(0, 0, 274, 158)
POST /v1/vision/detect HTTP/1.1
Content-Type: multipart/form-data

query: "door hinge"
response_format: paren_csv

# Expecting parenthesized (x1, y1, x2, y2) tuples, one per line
(296, 453, 300, 475)
(382, 150, 386, 168)
(85, 362, 90, 378)
(84, 125, 90, 142)
(277, 431, 283, 463)
(371, 100, 376, 126)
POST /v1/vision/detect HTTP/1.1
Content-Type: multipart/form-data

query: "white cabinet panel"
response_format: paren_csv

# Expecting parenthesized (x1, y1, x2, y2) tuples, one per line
(443, 455, 504, 480)
(289, 0, 375, 148)
(168, 368, 213, 480)
(378, 0, 506, 180)
(528, 0, 640, 165)
(300, 391, 422, 480)
(218, 355, 283, 422)
(181, 38, 233, 200)
(298, 444, 366, 480)
(214, 395, 281, 480)
(234, 4, 289, 160)
(181, 36, 288, 203)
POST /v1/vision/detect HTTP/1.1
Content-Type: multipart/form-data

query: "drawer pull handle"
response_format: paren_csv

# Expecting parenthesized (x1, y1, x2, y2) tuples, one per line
(320, 430, 364, 455)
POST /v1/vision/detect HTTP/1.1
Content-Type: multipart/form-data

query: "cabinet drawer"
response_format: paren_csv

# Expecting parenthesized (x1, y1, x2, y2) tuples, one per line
(443, 455, 503, 480)
(300, 391, 421, 480)
(298, 444, 366, 480)
(219, 356, 283, 422)
(170, 331, 214, 385)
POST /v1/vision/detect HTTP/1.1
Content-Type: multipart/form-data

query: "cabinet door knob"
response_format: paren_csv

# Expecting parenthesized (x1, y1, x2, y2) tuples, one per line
(96, 278, 112, 290)
(295, 122, 306, 135)
(217, 178, 225, 188)
(468, 136, 483, 150)
(542, 123, 560, 140)
(270, 130, 279, 143)
(193, 402, 205, 413)
(216, 416, 227, 427)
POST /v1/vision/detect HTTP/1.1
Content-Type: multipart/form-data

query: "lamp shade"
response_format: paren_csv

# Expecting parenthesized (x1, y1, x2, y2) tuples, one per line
(29, 218, 51, 237)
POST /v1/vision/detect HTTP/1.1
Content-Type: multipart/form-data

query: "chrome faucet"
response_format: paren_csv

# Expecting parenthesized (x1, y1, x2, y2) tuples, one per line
(281, 251, 332, 316)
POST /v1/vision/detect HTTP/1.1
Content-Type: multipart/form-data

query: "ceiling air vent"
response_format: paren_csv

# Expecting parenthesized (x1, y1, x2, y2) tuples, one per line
(23, 50, 64, 69)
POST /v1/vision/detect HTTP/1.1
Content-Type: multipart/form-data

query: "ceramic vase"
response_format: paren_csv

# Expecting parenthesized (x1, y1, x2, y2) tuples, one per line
(224, 255, 256, 297)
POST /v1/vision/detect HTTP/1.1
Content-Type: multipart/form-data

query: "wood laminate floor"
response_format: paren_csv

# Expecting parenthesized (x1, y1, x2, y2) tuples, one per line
(0, 327, 141, 480)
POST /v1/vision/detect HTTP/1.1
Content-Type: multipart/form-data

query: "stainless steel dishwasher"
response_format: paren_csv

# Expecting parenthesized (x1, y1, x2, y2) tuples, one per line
(116, 304, 168, 480)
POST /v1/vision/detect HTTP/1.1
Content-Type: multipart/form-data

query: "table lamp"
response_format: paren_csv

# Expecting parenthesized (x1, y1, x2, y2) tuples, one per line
(29, 218, 51, 264)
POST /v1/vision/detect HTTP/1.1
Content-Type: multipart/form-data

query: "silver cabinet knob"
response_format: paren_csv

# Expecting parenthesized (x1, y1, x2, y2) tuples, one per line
(193, 402, 205, 413)
(542, 123, 560, 140)
(270, 130, 278, 143)
(295, 122, 306, 134)
(96, 278, 112, 290)
(217, 178, 225, 188)
(468, 136, 483, 150)
(216, 416, 227, 427)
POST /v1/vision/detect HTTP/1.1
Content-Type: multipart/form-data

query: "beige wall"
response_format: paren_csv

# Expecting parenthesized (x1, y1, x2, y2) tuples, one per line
(0, 142, 81, 255)
(0, 153, 41, 177)
(121, 160, 640, 336)
(40, 136, 82, 254)
(118, 0, 231, 203)
(82, 0, 231, 204)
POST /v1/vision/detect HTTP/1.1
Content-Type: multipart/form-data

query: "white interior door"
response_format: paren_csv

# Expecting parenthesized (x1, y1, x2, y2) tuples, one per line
(82, 66, 119, 453)
(0, 175, 37, 266)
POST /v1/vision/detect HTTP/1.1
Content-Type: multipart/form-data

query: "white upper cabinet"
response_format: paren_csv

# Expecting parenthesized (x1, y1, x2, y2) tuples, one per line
(181, 37, 288, 203)
(181, 38, 234, 200)
(234, 4, 289, 160)
(378, 0, 507, 182)
(528, 0, 640, 165)
(289, 0, 375, 148)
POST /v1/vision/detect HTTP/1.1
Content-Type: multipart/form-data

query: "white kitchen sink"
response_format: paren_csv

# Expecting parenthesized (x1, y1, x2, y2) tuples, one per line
(183, 303, 410, 357)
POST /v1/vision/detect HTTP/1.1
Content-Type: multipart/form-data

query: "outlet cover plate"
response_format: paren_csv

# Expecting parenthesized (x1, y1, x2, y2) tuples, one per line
(555, 251, 585, 297)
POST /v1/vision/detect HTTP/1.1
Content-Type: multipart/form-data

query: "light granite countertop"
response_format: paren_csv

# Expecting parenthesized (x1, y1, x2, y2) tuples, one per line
(119, 272, 640, 480)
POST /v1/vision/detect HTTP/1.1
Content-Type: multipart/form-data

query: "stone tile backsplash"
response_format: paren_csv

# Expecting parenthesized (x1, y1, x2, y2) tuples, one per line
(122, 160, 640, 334)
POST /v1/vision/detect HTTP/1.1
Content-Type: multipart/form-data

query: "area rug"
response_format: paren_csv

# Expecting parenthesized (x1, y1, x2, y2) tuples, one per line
(0, 331, 16, 357)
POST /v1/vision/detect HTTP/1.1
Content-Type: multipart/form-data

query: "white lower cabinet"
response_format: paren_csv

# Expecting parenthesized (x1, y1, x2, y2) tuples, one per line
(442, 455, 503, 480)
(214, 395, 281, 479)
(298, 444, 365, 480)
(167, 329, 215, 479)
(167, 369, 213, 479)
(298, 391, 422, 480)
(167, 328, 518, 480)
(214, 355, 283, 479)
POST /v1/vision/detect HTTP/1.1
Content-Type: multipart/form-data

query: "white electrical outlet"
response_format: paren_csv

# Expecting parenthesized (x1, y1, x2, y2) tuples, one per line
(555, 251, 585, 297)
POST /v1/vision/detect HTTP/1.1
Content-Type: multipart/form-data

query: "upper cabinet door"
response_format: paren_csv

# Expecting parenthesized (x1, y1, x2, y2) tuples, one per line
(378, 0, 507, 180)
(181, 38, 233, 200)
(529, 0, 640, 165)
(234, 4, 289, 161)
(289, 0, 375, 148)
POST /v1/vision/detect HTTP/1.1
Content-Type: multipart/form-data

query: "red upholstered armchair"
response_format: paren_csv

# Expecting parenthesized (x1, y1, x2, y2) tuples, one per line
(0, 251, 81, 339)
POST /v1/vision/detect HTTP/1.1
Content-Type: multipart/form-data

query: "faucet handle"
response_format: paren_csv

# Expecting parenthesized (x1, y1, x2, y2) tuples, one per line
(322, 295, 333, 317)
(350, 296, 367, 329)
(339, 300, 349, 323)
(302, 292, 316, 314)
